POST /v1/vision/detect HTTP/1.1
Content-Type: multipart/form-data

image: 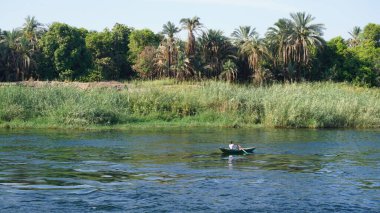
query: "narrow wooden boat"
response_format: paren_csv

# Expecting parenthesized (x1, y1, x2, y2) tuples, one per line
(219, 147, 256, 155)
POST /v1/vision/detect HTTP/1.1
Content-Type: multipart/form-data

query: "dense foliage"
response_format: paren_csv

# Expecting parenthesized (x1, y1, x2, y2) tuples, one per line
(0, 81, 378, 128)
(0, 14, 379, 86)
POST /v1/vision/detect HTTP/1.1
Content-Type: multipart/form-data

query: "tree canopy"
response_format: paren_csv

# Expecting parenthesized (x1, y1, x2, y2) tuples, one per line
(39, 22, 91, 80)
(0, 15, 379, 86)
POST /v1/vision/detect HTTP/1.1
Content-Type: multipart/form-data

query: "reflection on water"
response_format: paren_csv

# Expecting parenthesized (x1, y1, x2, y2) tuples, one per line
(0, 128, 379, 212)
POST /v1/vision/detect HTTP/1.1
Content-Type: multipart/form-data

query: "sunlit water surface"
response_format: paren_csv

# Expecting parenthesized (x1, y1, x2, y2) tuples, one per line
(0, 128, 379, 212)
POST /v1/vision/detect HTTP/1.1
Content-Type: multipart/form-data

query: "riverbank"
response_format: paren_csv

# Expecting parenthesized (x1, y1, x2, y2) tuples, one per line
(0, 80, 379, 129)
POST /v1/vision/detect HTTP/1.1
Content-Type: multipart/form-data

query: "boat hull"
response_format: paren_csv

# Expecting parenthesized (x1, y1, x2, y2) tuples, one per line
(219, 147, 256, 155)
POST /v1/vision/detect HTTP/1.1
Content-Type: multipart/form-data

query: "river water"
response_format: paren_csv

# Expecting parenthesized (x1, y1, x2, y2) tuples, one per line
(0, 128, 379, 212)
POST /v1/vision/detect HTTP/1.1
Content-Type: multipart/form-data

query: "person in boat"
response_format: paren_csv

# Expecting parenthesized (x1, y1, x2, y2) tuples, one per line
(229, 141, 235, 149)
(229, 141, 242, 150)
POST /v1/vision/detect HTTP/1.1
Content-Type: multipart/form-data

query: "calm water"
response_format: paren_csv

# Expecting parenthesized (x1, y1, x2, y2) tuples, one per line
(0, 128, 379, 212)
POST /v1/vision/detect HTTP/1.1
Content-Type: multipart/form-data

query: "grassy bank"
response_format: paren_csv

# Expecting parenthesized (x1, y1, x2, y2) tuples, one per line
(0, 80, 379, 129)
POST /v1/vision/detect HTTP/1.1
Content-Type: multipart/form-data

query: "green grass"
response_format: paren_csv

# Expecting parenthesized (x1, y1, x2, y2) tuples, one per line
(0, 80, 379, 129)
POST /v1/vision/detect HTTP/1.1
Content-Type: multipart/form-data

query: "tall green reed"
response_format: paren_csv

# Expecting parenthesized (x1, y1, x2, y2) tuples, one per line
(0, 81, 378, 128)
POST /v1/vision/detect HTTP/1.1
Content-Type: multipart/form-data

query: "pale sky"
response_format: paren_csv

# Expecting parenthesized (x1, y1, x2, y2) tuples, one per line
(1, 0, 379, 40)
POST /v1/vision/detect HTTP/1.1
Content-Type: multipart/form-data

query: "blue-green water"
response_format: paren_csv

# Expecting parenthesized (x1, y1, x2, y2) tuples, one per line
(0, 128, 379, 212)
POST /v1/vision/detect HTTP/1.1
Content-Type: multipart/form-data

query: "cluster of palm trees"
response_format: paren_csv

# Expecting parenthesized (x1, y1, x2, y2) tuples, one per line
(1, 12, 327, 83)
(265, 13, 325, 82)
(0, 16, 44, 81)
(144, 12, 325, 84)
(150, 16, 238, 81)
(150, 17, 203, 80)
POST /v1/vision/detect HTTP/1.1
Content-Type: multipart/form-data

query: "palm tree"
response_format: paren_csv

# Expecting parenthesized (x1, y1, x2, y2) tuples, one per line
(231, 26, 258, 47)
(241, 37, 268, 85)
(162, 21, 180, 43)
(288, 12, 325, 80)
(232, 26, 269, 84)
(161, 21, 181, 75)
(173, 48, 194, 81)
(180, 16, 202, 58)
(20, 16, 43, 80)
(0, 29, 8, 80)
(232, 27, 269, 84)
(231, 26, 259, 81)
(16, 36, 34, 80)
(348, 26, 362, 47)
(220, 59, 238, 83)
(2, 30, 20, 49)
(22, 16, 43, 51)
(198, 29, 236, 78)
(265, 18, 293, 80)
(1, 29, 35, 81)
(2, 30, 21, 80)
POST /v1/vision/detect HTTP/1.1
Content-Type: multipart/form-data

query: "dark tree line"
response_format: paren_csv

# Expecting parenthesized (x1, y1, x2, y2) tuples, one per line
(0, 14, 379, 86)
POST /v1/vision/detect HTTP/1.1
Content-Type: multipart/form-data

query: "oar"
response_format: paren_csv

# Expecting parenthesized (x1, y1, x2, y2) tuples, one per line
(241, 148, 249, 155)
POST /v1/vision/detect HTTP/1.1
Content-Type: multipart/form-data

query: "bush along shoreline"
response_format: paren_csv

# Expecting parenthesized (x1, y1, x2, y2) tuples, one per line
(0, 80, 379, 129)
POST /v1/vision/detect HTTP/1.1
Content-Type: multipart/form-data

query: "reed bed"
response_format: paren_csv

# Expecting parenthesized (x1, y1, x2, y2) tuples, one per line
(0, 80, 379, 129)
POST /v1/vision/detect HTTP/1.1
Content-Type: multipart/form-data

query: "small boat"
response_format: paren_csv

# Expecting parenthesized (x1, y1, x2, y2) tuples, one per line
(219, 147, 256, 155)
